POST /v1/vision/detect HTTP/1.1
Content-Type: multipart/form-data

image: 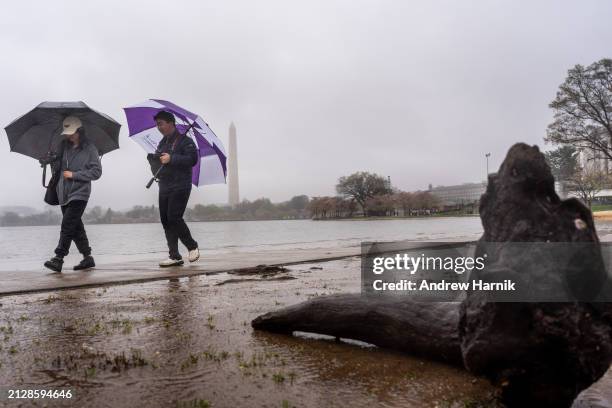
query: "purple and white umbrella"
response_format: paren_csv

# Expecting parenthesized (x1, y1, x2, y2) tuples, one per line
(123, 99, 227, 186)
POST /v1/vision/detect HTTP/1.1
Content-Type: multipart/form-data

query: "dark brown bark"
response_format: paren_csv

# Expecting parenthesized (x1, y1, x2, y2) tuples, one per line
(252, 294, 462, 365)
(460, 143, 612, 407)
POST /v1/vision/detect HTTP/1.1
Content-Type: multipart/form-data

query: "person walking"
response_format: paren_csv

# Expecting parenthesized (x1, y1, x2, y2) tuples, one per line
(152, 110, 200, 267)
(43, 116, 102, 272)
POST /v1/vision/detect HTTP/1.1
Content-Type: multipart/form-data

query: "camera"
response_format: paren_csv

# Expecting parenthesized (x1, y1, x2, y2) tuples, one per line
(147, 152, 162, 160)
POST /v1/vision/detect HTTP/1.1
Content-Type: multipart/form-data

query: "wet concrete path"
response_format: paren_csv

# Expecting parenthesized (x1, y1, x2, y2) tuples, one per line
(0, 247, 362, 296)
(0, 257, 500, 408)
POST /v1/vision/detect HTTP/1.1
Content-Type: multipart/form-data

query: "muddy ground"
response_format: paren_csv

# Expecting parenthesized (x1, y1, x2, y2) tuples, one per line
(0, 257, 500, 408)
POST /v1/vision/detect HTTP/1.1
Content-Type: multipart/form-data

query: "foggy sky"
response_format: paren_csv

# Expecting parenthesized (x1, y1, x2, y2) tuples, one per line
(1, 0, 611, 211)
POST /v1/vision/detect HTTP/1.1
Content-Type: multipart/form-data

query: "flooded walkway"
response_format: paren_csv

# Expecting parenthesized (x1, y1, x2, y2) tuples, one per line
(0, 247, 361, 296)
(0, 257, 499, 407)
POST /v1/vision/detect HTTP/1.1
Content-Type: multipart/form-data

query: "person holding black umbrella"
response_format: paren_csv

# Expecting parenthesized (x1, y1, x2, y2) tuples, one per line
(4, 101, 120, 273)
(152, 110, 200, 267)
(41, 116, 102, 272)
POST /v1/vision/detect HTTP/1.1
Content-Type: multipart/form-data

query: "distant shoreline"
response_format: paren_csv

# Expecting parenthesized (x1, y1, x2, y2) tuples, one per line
(312, 214, 479, 221)
(0, 214, 482, 227)
(6, 211, 612, 227)
(593, 210, 612, 221)
(0, 217, 310, 227)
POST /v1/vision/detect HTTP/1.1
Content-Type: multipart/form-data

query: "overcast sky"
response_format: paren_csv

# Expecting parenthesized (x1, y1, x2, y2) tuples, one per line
(1, 0, 611, 210)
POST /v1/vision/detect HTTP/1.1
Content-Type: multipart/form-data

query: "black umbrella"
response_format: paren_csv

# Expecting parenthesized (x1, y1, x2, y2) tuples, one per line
(4, 101, 121, 160)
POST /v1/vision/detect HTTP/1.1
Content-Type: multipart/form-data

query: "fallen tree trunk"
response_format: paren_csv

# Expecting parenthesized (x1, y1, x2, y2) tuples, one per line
(252, 143, 612, 407)
(252, 294, 462, 365)
(252, 295, 612, 407)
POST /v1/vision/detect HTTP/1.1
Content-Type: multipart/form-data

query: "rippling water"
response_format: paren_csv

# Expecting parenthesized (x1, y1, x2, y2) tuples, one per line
(0, 218, 485, 271)
(3, 217, 612, 273)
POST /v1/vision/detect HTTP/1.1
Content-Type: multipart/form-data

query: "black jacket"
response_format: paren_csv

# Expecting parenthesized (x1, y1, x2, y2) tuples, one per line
(155, 130, 198, 193)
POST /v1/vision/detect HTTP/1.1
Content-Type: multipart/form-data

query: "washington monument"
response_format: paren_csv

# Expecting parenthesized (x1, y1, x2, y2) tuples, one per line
(228, 122, 240, 207)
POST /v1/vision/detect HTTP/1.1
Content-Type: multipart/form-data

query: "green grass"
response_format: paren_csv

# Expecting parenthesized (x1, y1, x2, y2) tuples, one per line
(176, 399, 210, 408)
(592, 204, 612, 212)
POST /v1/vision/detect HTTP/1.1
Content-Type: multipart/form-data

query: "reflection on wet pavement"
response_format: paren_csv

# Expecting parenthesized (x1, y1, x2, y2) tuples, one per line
(0, 257, 499, 407)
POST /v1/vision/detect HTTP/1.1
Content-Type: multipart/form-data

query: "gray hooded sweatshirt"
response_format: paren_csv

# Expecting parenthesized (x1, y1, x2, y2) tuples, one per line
(52, 141, 102, 206)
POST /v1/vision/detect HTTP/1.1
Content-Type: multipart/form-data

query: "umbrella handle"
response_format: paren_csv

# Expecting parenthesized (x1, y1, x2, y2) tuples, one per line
(146, 164, 165, 189)
(42, 164, 48, 188)
(145, 176, 156, 189)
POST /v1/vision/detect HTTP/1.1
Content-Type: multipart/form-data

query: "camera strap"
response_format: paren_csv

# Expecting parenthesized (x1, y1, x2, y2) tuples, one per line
(171, 134, 180, 152)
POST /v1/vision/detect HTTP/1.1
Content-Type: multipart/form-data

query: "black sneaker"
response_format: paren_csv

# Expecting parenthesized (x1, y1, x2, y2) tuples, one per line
(74, 255, 95, 271)
(44, 257, 63, 273)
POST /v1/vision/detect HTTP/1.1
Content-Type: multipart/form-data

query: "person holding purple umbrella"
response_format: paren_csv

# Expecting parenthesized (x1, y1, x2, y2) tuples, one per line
(153, 110, 200, 267)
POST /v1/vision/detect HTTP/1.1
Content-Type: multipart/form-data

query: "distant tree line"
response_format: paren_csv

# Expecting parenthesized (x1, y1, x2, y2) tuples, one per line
(0, 172, 449, 226)
(0, 196, 311, 227)
(0, 210, 61, 227)
(308, 191, 441, 219)
(308, 171, 441, 219)
(188, 195, 309, 221)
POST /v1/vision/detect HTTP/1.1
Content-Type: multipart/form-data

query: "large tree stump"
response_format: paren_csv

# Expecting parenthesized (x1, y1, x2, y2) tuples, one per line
(252, 143, 612, 407)
(460, 144, 612, 407)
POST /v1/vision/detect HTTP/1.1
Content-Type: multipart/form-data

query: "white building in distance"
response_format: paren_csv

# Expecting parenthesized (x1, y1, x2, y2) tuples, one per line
(428, 182, 487, 206)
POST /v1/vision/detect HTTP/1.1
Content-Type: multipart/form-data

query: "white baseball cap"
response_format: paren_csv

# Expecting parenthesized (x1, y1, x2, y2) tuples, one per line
(61, 116, 83, 135)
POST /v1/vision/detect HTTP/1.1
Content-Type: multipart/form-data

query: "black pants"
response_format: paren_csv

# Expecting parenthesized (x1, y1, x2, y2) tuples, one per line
(55, 200, 91, 258)
(159, 189, 198, 259)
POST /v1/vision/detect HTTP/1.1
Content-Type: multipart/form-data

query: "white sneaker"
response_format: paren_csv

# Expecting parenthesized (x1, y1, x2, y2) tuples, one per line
(188, 248, 200, 262)
(159, 258, 184, 267)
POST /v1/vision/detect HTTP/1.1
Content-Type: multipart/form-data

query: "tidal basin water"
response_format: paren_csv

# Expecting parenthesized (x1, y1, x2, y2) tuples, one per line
(2, 217, 612, 272)
(0, 218, 486, 272)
